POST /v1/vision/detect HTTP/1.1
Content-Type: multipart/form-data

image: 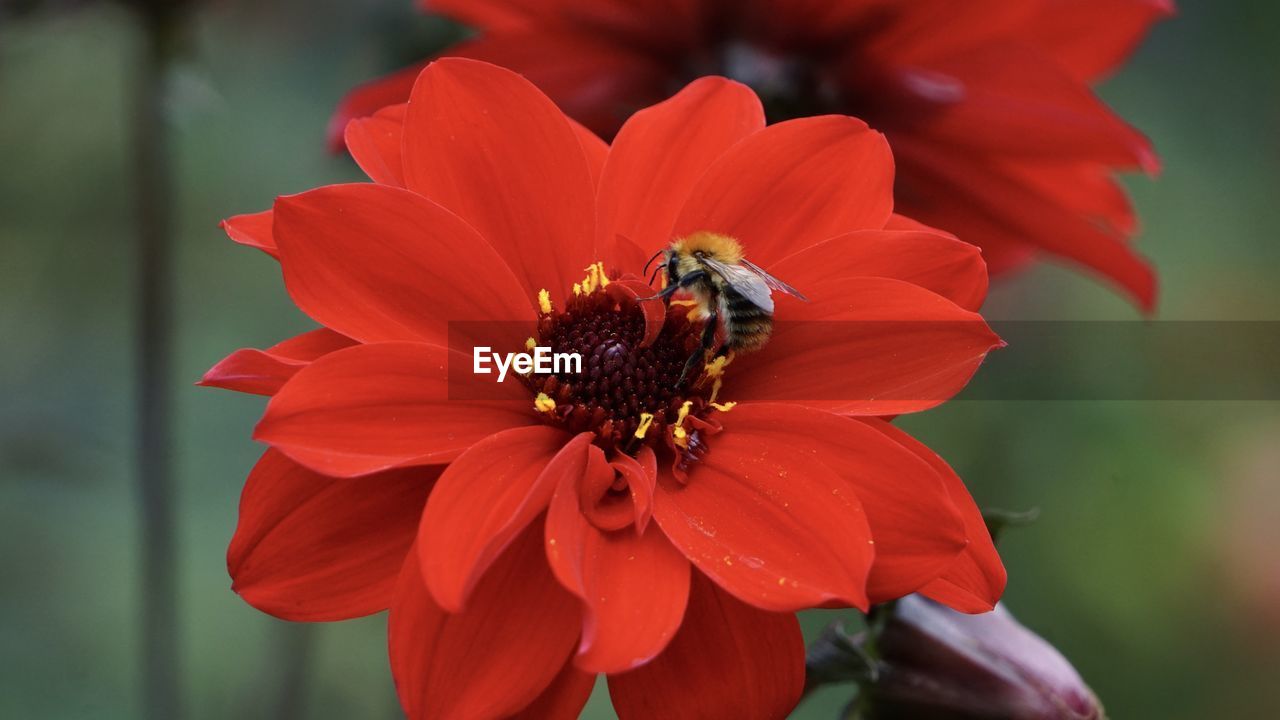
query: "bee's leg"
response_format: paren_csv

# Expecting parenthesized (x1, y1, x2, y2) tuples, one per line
(677, 307, 717, 386)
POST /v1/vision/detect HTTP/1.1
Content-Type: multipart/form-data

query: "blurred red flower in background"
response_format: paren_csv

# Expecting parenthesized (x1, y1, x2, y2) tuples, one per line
(206, 59, 1005, 718)
(335, 0, 1171, 311)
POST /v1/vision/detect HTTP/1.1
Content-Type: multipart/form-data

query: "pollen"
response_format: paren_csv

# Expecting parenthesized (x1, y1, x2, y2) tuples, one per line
(634, 413, 655, 439)
(525, 337, 537, 351)
(538, 289, 553, 314)
(710, 401, 737, 412)
(534, 393, 556, 413)
(671, 400, 693, 448)
(703, 355, 730, 379)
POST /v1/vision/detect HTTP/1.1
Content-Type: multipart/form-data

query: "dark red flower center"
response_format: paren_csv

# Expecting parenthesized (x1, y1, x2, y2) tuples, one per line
(521, 267, 729, 473)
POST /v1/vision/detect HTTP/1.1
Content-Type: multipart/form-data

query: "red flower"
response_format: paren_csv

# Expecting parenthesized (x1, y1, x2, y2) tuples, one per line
(335, 0, 1171, 311)
(208, 59, 1005, 718)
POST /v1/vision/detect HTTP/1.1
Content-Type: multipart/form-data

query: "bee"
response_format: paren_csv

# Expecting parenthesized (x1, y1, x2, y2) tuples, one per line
(644, 231, 807, 385)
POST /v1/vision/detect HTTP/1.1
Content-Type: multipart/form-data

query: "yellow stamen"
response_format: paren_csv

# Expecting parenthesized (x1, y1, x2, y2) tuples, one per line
(596, 262, 610, 288)
(525, 337, 537, 351)
(703, 355, 729, 379)
(534, 393, 556, 413)
(708, 377, 723, 404)
(537, 289, 552, 314)
(634, 413, 654, 439)
(671, 401, 693, 448)
(710, 400, 736, 412)
(573, 282, 582, 297)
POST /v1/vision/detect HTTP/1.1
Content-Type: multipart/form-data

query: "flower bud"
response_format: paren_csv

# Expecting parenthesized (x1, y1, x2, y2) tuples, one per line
(864, 595, 1104, 720)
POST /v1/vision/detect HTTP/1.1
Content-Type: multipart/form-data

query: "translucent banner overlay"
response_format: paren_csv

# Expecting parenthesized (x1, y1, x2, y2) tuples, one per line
(446, 321, 1280, 402)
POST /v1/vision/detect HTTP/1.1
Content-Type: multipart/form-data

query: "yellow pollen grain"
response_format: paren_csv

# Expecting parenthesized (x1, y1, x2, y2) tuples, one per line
(596, 263, 610, 287)
(634, 413, 655, 439)
(534, 393, 556, 413)
(777, 577, 787, 586)
(537, 289, 552, 314)
(573, 282, 582, 297)
(525, 337, 537, 351)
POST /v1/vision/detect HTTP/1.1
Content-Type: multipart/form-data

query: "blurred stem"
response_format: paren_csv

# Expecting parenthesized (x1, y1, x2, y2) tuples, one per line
(272, 623, 314, 719)
(132, 3, 182, 719)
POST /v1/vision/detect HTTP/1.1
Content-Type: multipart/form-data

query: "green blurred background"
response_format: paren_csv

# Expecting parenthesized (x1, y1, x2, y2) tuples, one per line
(1, 0, 1278, 717)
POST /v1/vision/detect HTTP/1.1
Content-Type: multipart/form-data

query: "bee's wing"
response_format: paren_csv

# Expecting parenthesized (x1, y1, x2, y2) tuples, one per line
(740, 258, 809, 301)
(702, 257, 775, 313)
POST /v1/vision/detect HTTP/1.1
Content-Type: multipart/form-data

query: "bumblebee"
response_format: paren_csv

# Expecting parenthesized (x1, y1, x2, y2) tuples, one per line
(644, 231, 807, 385)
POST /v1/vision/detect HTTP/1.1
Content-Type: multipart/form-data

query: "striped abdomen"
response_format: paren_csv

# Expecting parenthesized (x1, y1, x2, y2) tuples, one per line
(719, 285, 773, 353)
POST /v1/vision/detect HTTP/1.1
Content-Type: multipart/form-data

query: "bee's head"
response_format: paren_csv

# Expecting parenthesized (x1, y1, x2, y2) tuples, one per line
(644, 247, 676, 285)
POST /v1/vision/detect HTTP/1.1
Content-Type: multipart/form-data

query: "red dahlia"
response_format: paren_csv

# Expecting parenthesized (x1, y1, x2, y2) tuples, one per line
(207, 59, 1005, 719)
(335, 0, 1171, 311)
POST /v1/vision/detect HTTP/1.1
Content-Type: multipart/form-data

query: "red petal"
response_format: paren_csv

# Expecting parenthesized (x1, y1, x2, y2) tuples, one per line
(721, 404, 966, 603)
(912, 42, 1156, 170)
(866, 420, 1007, 612)
(611, 445, 657, 532)
(769, 228, 989, 311)
(220, 209, 276, 258)
(653, 427, 872, 611)
(344, 103, 406, 187)
(597, 77, 764, 270)
(1028, 0, 1174, 82)
(419, 429, 582, 612)
(450, 31, 670, 139)
(328, 61, 426, 152)
(389, 528, 580, 719)
(255, 342, 533, 477)
(227, 449, 438, 621)
(730, 276, 1002, 416)
(510, 661, 596, 720)
(402, 58, 596, 304)
(570, 118, 608, 190)
(605, 279, 666, 348)
(608, 572, 804, 720)
(546, 473, 689, 673)
(273, 183, 533, 345)
(894, 136, 1157, 311)
(673, 115, 894, 266)
(199, 328, 355, 396)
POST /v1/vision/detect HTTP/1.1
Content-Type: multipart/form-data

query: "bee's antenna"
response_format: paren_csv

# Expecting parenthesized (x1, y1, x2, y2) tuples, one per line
(647, 264, 662, 286)
(643, 249, 664, 276)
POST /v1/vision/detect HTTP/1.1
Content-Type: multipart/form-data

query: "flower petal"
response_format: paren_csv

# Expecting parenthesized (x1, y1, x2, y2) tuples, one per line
(273, 183, 533, 345)
(452, 30, 670, 139)
(344, 103, 406, 187)
(894, 136, 1157, 311)
(327, 60, 426, 151)
(653, 427, 872, 611)
(1028, 0, 1174, 83)
(570, 119, 608, 190)
(608, 572, 805, 720)
(227, 449, 438, 621)
(390, 528, 580, 719)
(255, 342, 533, 477)
(730, 276, 1002, 415)
(546, 473, 690, 674)
(914, 42, 1155, 169)
(220, 209, 276, 257)
(510, 661, 596, 720)
(419, 429, 583, 612)
(722, 404, 966, 603)
(403, 58, 596, 303)
(597, 77, 764, 270)
(769, 228, 989, 311)
(198, 328, 356, 396)
(865, 419, 1007, 612)
(674, 115, 894, 266)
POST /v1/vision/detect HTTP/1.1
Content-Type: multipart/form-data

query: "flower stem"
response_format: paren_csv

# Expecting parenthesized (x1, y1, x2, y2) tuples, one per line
(132, 4, 182, 718)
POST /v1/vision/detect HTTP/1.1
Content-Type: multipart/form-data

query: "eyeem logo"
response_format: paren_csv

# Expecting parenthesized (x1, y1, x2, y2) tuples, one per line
(473, 346, 582, 382)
